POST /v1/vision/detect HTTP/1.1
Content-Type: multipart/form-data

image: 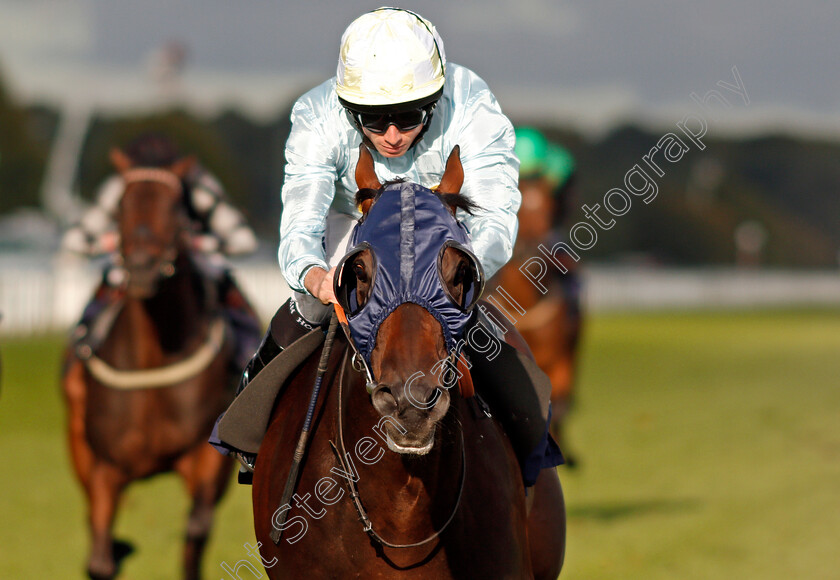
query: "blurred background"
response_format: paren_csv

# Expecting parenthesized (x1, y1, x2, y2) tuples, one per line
(0, 1, 838, 578)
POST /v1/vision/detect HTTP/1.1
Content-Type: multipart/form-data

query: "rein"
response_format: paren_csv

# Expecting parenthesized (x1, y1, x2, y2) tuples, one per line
(331, 348, 466, 549)
(84, 317, 226, 389)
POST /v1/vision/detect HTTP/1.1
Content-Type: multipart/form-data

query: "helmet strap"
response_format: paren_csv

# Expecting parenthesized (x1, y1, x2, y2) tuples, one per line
(410, 102, 437, 149)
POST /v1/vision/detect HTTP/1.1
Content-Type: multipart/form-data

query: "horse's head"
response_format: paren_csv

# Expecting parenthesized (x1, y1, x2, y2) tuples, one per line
(110, 148, 195, 299)
(335, 146, 484, 454)
(517, 176, 556, 243)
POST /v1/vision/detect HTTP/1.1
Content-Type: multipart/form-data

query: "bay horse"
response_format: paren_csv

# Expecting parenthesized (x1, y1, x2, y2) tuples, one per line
(61, 149, 249, 579)
(491, 173, 583, 464)
(251, 147, 565, 578)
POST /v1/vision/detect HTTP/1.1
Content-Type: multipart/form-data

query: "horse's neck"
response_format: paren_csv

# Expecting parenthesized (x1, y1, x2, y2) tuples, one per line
(120, 253, 211, 359)
(494, 260, 543, 311)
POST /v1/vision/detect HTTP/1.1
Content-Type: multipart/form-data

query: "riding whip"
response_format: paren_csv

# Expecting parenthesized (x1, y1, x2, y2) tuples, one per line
(270, 308, 340, 544)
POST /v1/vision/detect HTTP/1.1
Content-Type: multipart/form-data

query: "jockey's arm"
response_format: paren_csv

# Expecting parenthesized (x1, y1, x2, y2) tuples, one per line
(303, 266, 338, 305)
(451, 74, 521, 279)
(188, 170, 258, 256)
(277, 87, 341, 295)
(61, 175, 123, 256)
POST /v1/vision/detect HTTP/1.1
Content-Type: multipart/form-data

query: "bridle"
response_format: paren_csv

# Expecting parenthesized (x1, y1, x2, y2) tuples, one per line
(331, 345, 466, 549)
(119, 168, 186, 284)
(79, 167, 226, 385)
(335, 302, 473, 399)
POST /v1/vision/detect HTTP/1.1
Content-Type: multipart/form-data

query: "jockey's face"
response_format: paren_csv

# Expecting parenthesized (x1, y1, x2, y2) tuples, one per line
(363, 124, 424, 158)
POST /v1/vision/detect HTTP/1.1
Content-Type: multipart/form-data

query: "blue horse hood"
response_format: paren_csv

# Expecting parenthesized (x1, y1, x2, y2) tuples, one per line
(336, 181, 483, 366)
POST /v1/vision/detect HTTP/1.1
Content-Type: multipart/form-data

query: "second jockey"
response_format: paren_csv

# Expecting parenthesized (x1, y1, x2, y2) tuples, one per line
(61, 132, 262, 375)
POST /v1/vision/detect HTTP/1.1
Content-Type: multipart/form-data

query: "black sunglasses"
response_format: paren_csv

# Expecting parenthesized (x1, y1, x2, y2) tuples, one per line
(352, 108, 430, 134)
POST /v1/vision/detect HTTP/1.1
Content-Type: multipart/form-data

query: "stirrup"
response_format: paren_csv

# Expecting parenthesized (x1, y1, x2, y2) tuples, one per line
(236, 452, 256, 472)
(236, 453, 256, 485)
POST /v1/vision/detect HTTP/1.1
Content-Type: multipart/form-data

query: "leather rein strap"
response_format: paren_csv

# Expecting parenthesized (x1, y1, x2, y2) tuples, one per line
(330, 348, 466, 549)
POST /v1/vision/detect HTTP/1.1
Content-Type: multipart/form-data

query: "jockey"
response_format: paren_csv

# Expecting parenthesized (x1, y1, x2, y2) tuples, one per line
(214, 7, 563, 486)
(515, 126, 576, 224)
(61, 132, 261, 373)
(514, 126, 582, 321)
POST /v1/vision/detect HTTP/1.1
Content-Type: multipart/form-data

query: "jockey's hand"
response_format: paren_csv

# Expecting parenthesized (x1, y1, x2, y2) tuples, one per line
(100, 231, 120, 254)
(192, 234, 220, 253)
(304, 266, 338, 305)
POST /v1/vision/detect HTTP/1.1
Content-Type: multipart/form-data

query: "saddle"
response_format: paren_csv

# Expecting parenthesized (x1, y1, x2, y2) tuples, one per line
(215, 325, 475, 455)
(217, 328, 326, 454)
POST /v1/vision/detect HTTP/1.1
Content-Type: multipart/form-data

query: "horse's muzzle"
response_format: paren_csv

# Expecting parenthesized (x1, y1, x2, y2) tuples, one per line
(125, 252, 175, 299)
(370, 382, 450, 455)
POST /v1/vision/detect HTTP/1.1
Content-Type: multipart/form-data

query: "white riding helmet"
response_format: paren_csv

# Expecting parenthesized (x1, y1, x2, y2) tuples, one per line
(336, 7, 446, 109)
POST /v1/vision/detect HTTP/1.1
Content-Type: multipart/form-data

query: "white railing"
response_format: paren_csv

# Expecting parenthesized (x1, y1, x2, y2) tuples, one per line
(0, 258, 292, 337)
(1, 259, 839, 337)
(582, 266, 840, 311)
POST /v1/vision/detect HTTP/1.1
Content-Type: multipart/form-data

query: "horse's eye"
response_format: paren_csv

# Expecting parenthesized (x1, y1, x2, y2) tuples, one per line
(353, 261, 368, 283)
(454, 262, 467, 286)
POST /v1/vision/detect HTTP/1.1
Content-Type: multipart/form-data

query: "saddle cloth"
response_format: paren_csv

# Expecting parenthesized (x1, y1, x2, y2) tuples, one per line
(216, 328, 325, 454)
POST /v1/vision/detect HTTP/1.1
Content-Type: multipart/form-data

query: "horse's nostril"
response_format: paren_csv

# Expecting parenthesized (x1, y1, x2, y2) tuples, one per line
(428, 387, 450, 421)
(371, 384, 398, 415)
(426, 388, 442, 407)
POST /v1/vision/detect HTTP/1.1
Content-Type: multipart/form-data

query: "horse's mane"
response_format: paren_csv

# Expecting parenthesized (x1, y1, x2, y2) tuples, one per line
(355, 179, 480, 216)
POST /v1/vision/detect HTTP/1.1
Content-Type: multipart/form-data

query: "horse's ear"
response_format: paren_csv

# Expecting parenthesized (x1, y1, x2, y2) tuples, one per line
(438, 145, 464, 196)
(359, 197, 375, 216)
(109, 148, 134, 173)
(355, 144, 381, 215)
(170, 155, 197, 179)
(355, 144, 381, 191)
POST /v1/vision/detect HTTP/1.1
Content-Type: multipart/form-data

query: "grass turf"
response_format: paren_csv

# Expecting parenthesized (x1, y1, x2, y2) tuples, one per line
(0, 309, 838, 578)
(559, 309, 840, 580)
(0, 336, 256, 579)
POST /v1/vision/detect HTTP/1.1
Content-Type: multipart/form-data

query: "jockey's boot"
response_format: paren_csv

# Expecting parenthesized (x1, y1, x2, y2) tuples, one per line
(222, 297, 317, 481)
(462, 306, 564, 487)
(73, 267, 126, 359)
(218, 272, 263, 377)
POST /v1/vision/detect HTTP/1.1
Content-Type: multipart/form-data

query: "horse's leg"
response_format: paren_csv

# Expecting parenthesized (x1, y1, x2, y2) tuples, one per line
(527, 468, 566, 580)
(175, 442, 234, 580)
(548, 358, 573, 458)
(551, 303, 581, 467)
(63, 360, 124, 579)
(86, 461, 128, 580)
(63, 360, 95, 488)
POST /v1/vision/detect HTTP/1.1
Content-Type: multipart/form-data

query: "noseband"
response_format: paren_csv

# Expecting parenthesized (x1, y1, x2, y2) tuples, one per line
(122, 168, 184, 194)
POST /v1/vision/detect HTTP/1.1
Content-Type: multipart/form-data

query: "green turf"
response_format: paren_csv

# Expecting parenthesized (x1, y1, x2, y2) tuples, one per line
(1, 309, 838, 578)
(559, 309, 840, 580)
(0, 336, 256, 579)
